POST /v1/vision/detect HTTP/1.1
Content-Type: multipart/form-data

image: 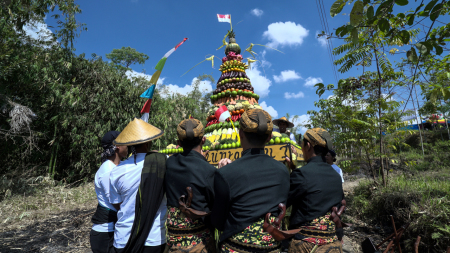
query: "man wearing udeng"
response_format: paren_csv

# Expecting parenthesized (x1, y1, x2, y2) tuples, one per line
(165, 118, 216, 252)
(212, 109, 290, 253)
(287, 128, 344, 253)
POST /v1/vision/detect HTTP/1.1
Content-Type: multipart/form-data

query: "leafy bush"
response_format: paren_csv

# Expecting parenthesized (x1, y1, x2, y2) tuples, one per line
(349, 173, 450, 252)
(0, 34, 211, 186)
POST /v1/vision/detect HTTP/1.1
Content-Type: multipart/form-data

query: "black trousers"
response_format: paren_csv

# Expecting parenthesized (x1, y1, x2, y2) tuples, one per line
(111, 244, 167, 253)
(90, 229, 114, 253)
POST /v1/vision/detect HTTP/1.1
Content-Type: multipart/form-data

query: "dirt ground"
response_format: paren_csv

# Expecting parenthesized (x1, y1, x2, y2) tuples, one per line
(0, 177, 386, 253)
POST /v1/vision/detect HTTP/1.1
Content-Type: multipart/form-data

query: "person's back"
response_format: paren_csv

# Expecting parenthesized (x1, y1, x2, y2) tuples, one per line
(212, 109, 290, 253)
(90, 131, 128, 253)
(166, 150, 215, 212)
(287, 128, 344, 253)
(288, 157, 343, 227)
(214, 149, 289, 239)
(109, 118, 167, 253)
(165, 118, 216, 252)
(110, 153, 167, 250)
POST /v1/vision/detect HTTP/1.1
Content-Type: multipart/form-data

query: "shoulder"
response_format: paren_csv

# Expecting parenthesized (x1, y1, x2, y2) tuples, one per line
(332, 164, 341, 170)
(110, 158, 134, 179)
(146, 152, 167, 161)
(167, 153, 178, 161)
(98, 161, 115, 173)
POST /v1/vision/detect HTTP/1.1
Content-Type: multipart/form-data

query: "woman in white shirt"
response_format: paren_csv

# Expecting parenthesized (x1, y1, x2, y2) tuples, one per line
(90, 131, 128, 253)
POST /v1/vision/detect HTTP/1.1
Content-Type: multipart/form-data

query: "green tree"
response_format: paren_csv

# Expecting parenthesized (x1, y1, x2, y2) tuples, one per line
(148, 74, 214, 150)
(106, 46, 149, 71)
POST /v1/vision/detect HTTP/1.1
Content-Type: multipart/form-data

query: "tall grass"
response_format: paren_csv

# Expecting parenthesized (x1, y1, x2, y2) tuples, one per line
(350, 170, 450, 252)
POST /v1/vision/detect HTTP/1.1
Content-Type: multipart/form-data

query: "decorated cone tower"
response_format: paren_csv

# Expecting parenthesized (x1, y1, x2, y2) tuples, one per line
(203, 30, 263, 150)
(159, 29, 302, 164)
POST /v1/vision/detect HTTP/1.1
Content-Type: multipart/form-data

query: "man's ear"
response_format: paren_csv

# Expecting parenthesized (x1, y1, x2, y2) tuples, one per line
(177, 140, 182, 147)
(201, 136, 206, 145)
(306, 142, 312, 152)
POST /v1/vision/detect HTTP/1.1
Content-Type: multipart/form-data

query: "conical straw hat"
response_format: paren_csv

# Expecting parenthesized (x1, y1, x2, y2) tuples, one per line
(272, 116, 294, 128)
(113, 118, 164, 146)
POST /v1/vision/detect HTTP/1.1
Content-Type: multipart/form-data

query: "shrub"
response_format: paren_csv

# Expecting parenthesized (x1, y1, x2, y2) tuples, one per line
(348, 173, 450, 252)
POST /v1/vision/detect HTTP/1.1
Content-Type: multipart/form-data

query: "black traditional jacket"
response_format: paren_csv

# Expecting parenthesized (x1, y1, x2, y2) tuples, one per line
(211, 148, 290, 242)
(287, 156, 344, 228)
(165, 150, 216, 212)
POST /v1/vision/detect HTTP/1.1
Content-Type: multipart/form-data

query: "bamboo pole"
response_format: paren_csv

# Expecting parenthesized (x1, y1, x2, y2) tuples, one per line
(410, 86, 425, 156)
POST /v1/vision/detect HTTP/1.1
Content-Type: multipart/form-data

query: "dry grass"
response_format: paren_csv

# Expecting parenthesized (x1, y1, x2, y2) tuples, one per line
(0, 177, 97, 252)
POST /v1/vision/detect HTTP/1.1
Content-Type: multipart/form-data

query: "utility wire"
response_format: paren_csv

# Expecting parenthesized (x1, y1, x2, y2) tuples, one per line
(315, 0, 339, 84)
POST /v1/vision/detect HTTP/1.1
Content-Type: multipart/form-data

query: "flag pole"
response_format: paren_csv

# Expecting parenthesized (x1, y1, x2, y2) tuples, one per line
(229, 117, 241, 143)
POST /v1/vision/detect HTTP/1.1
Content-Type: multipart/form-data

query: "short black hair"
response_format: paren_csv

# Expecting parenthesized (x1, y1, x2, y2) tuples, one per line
(243, 131, 270, 146)
(304, 139, 328, 156)
(180, 137, 202, 150)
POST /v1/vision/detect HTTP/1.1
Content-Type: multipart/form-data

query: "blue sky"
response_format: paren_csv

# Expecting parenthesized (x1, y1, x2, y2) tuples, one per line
(27, 1, 449, 133)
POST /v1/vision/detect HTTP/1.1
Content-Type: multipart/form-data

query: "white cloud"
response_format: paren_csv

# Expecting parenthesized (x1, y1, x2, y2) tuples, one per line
(284, 91, 305, 99)
(161, 77, 213, 97)
(304, 76, 323, 87)
(260, 50, 271, 68)
(273, 70, 302, 83)
(126, 71, 212, 97)
(246, 63, 272, 98)
(291, 114, 311, 134)
(126, 70, 160, 81)
(23, 20, 53, 42)
(263, 21, 309, 48)
(316, 31, 327, 47)
(260, 101, 278, 118)
(251, 8, 264, 17)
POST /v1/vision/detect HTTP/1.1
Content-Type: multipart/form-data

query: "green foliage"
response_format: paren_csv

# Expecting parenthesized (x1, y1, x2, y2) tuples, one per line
(349, 170, 450, 252)
(148, 74, 213, 149)
(106, 46, 150, 71)
(0, 1, 212, 183)
(330, 0, 450, 64)
(309, 73, 407, 183)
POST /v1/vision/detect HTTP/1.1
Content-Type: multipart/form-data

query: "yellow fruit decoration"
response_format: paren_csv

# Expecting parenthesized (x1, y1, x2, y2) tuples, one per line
(242, 101, 250, 110)
(272, 132, 282, 137)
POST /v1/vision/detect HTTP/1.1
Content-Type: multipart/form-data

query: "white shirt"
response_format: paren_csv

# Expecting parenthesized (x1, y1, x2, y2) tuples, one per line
(109, 153, 167, 248)
(273, 128, 296, 141)
(331, 164, 345, 183)
(92, 160, 117, 232)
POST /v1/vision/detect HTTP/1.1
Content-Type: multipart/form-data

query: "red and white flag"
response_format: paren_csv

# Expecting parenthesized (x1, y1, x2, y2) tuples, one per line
(215, 105, 231, 122)
(217, 14, 231, 23)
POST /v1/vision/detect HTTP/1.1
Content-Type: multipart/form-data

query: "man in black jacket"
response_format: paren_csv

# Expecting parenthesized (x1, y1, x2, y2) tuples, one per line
(287, 128, 344, 253)
(165, 118, 216, 253)
(211, 109, 290, 253)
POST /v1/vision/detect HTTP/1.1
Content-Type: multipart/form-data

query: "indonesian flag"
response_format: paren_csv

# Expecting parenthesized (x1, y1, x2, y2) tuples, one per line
(215, 105, 231, 122)
(217, 14, 231, 23)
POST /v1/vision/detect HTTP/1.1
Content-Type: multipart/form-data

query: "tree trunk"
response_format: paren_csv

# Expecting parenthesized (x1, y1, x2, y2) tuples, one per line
(373, 47, 386, 187)
(412, 84, 425, 156)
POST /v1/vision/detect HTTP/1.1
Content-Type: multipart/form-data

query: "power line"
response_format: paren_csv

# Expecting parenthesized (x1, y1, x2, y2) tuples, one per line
(315, 0, 339, 84)
(319, 0, 340, 82)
